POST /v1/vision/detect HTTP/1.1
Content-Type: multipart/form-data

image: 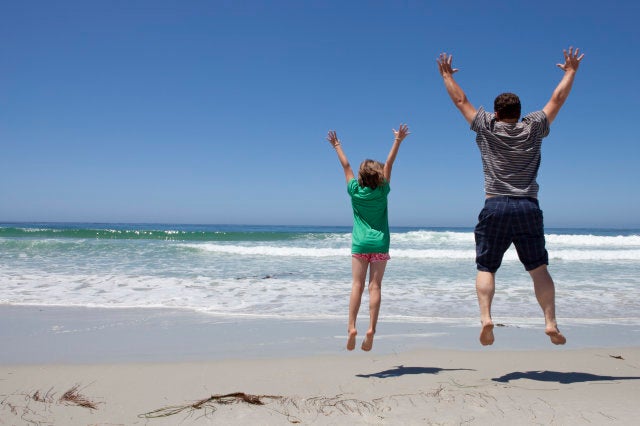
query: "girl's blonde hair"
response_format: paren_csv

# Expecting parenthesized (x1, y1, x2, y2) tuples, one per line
(358, 159, 385, 189)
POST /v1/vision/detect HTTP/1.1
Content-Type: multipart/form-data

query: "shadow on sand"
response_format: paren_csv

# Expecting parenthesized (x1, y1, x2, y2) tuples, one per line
(356, 365, 475, 379)
(493, 370, 640, 384)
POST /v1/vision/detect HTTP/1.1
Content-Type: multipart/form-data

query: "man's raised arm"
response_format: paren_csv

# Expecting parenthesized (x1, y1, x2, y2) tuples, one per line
(437, 53, 476, 124)
(543, 47, 585, 124)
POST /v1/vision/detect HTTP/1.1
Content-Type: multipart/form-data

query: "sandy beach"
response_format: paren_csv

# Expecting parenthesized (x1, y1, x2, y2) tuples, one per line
(1, 306, 639, 425)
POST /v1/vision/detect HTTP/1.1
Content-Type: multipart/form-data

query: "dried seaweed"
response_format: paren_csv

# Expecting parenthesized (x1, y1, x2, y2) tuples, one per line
(0, 384, 99, 425)
(31, 387, 55, 404)
(139, 389, 449, 423)
(139, 392, 283, 419)
(59, 385, 99, 410)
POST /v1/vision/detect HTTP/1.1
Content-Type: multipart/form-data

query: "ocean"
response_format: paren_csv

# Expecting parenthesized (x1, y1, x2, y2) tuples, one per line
(1, 223, 639, 328)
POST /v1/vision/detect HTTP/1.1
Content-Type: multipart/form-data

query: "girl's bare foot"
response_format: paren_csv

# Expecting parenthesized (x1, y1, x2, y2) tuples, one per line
(347, 329, 357, 351)
(479, 321, 495, 346)
(546, 326, 567, 345)
(361, 330, 374, 351)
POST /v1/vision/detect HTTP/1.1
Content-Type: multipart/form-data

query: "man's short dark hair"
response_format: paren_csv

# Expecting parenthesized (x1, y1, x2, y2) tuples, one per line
(494, 93, 521, 120)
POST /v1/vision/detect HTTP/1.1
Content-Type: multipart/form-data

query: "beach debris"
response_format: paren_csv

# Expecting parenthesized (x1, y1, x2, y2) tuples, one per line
(609, 355, 624, 360)
(235, 272, 295, 280)
(303, 394, 377, 416)
(31, 387, 56, 404)
(139, 392, 284, 418)
(139, 389, 449, 423)
(0, 384, 99, 425)
(29, 384, 99, 409)
(59, 384, 99, 410)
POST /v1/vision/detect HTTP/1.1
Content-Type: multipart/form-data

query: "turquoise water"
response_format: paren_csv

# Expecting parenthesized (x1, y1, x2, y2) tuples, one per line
(1, 223, 639, 327)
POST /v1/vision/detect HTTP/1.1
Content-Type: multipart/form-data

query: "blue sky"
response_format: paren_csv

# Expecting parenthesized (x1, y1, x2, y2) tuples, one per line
(1, 0, 638, 227)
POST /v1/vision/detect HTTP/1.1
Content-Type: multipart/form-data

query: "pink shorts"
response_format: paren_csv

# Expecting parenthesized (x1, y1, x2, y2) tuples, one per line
(352, 253, 390, 262)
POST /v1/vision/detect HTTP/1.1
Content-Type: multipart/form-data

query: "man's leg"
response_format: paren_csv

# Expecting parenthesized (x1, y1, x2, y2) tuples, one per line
(529, 265, 566, 345)
(474, 197, 509, 346)
(361, 260, 387, 351)
(347, 256, 368, 350)
(511, 198, 566, 345)
(476, 271, 496, 345)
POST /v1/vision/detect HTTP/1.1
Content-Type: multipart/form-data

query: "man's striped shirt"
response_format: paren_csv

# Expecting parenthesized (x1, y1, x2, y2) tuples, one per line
(471, 107, 550, 197)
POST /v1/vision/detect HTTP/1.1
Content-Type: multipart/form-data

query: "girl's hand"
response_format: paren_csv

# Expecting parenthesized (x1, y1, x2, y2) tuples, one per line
(327, 130, 341, 148)
(393, 124, 410, 142)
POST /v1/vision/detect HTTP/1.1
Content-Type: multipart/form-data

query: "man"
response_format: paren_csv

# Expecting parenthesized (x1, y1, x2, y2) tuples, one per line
(437, 47, 584, 345)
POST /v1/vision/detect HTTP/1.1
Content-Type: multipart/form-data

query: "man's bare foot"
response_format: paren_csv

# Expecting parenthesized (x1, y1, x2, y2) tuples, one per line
(546, 326, 567, 345)
(479, 321, 495, 346)
(347, 329, 357, 351)
(361, 330, 374, 351)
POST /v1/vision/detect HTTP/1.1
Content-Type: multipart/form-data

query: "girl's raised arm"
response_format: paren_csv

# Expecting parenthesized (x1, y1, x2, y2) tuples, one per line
(383, 123, 410, 182)
(327, 130, 355, 182)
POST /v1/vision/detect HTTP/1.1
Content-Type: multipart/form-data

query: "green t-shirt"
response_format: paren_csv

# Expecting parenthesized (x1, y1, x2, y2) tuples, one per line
(347, 178, 391, 254)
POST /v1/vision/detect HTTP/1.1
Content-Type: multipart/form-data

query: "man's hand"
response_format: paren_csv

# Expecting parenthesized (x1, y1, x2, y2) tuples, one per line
(556, 46, 584, 73)
(437, 53, 459, 77)
(543, 47, 585, 124)
(437, 52, 476, 124)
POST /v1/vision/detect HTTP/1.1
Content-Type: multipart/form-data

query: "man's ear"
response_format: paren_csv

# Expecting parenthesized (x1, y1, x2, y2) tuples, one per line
(494, 111, 500, 121)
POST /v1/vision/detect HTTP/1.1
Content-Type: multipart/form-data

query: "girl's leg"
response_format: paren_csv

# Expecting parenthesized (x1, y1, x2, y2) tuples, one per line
(348, 256, 368, 350)
(361, 260, 387, 351)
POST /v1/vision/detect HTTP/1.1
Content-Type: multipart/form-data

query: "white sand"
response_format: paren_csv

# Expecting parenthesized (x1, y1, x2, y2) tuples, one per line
(2, 306, 639, 424)
(2, 347, 639, 425)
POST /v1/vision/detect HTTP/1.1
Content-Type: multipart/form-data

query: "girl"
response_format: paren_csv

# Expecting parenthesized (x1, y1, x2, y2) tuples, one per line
(327, 124, 410, 351)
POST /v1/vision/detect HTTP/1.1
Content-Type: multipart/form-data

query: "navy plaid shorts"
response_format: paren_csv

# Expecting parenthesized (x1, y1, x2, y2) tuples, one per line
(474, 196, 549, 272)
